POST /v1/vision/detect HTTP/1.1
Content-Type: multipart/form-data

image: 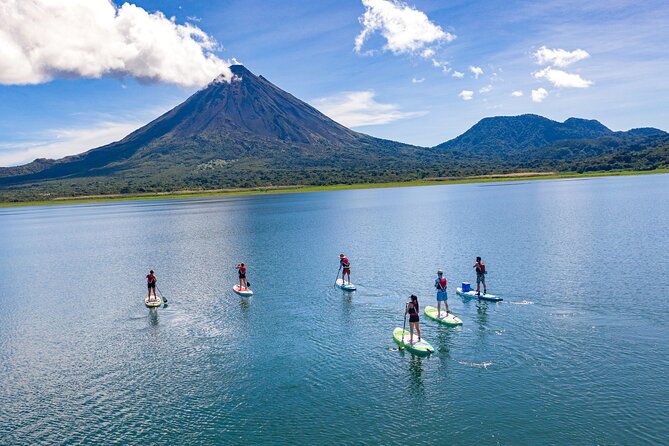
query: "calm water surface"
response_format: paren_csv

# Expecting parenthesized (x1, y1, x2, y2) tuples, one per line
(1, 174, 668, 445)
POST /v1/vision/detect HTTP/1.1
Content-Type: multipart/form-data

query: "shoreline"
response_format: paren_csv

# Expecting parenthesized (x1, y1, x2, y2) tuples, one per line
(1, 169, 667, 208)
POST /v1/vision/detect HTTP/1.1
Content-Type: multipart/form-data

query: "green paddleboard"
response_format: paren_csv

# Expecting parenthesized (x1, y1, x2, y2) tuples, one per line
(424, 306, 463, 326)
(393, 328, 434, 356)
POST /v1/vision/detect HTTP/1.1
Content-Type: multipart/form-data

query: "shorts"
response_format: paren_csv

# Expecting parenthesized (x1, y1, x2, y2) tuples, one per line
(477, 274, 486, 284)
(239, 273, 246, 279)
(437, 290, 448, 302)
(148, 282, 156, 289)
(342, 268, 350, 275)
(409, 315, 419, 323)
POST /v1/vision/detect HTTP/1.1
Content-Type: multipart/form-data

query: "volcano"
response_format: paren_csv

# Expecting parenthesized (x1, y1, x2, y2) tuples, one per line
(0, 65, 425, 193)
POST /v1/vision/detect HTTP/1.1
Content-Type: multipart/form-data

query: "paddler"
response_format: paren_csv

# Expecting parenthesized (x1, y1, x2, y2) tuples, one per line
(405, 294, 422, 344)
(236, 263, 248, 290)
(434, 269, 449, 317)
(473, 256, 487, 296)
(146, 269, 158, 301)
(339, 253, 351, 285)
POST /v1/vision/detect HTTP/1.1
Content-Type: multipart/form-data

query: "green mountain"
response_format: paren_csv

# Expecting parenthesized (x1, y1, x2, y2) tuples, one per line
(0, 67, 666, 201)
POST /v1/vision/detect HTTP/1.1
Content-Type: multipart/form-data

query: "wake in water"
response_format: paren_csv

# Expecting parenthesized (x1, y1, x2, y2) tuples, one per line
(458, 361, 494, 369)
(506, 300, 534, 305)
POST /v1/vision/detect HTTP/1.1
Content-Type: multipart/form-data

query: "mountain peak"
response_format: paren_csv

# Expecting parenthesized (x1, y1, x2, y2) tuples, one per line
(435, 114, 614, 156)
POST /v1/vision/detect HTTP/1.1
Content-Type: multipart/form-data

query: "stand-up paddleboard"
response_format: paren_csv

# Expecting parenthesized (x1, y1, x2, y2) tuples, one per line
(336, 279, 356, 291)
(393, 328, 434, 356)
(456, 287, 502, 302)
(233, 285, 253, 297)
(424, 306, 463, 326)
(145, 296, 162, 307)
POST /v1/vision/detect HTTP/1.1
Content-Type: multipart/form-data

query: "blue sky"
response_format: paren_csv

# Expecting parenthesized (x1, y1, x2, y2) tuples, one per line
(1, 0, 668, 166)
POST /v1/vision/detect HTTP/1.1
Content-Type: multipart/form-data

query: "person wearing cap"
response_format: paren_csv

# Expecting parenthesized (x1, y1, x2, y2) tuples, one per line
(339, 253, 351, 285)
(434, 269, 449, 317)
(146, 270, 158, 301)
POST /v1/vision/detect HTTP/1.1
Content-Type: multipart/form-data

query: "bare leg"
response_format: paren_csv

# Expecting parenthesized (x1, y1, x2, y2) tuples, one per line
(445, 301, 449, 315)
(437, 300, 441, 318)
(416, 323, 421, 341)
(483, 279, 487, 295)
(409, 322, 415, 344)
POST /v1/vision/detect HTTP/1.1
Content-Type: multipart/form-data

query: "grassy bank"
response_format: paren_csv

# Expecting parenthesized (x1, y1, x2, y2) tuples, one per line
(1, 169, 667, 208)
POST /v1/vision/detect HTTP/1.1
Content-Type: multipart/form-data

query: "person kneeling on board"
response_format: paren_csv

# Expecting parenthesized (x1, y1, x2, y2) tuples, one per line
(405, 294, 422, 344)
(236, 263, 248, 290)
(339, 253, 351, 285)
(146, 270, 158, 301)
(435, 270, 449, 317)
(473, 256, 487, 296)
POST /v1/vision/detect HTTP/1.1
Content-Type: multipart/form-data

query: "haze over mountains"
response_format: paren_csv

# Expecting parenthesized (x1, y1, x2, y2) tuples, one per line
(0, 65, 667, 201)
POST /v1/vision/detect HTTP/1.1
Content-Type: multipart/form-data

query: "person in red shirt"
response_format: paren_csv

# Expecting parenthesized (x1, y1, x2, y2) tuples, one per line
(146, 270, 157, 301)
(339, 253, 351, 285)
(236, 263, 248, 290)
(434, 270, 449, 317)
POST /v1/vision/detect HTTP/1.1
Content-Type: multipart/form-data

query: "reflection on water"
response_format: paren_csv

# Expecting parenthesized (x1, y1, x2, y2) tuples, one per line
(408, 355, 425, 396)
(0, 174, 668, 445)
(148, 307, 159, 327)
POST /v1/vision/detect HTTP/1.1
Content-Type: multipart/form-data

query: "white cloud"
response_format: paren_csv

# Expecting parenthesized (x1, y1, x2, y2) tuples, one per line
(458, 90, 474, 101)
(0, 120, 144, 166)
(355, 0, 455, 57)
(411, 77, 425, 84)
(479, 84, 493, 93)
(422, 48, 436, 58)
(511, 90, 524, 97)
(470, 66, 483, 79)
(0, 0, 231, 87)
(534, 67, 593, 88)
(311, 90, 426, 127)
(534, 46, 590, 67)
(531, 88, 548, 102)
(452, 71, 464, 78)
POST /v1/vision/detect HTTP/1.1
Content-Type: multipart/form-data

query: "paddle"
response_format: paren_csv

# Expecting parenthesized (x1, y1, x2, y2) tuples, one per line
(156, 286, 168, 304)
(334, 266, 341, 287)
(399, 303, 408, 351)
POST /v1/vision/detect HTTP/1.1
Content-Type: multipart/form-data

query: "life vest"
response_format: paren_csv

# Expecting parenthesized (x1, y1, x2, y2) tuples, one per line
(239, 266, 246, 274)
(477, 262, 486, 275)
(146, 274, 156, 284)
(436, 278, 447, 290)
(341, 257, 350, 268)
(408, 301, 419, 315)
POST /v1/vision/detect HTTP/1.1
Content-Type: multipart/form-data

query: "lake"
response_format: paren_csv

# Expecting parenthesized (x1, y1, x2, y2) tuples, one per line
(1, 174, 668, 445)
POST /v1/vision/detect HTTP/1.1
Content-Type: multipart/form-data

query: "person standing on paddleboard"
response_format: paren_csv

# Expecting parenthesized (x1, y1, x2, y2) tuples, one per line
(405, 294, 422, 344)
(435, 270, 449, 317)
(339, 253, 351, 285)
(474, 257, 487, 295)
(146, 270, 157, 301)
(236, 263, 248, 290)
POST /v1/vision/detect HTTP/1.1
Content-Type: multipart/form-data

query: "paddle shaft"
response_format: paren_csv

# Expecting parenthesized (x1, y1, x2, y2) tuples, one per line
(334, 266, 341, 286)
(400, 304, 407, 350)
(156, 286, 167, 303)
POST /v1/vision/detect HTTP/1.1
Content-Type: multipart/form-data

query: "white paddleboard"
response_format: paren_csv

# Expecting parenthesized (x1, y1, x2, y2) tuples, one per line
(456, 287, 502, 302)
(145, 296, 162, 307)
(336, 279, 356, 291)
(233, 285, 253, 297)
